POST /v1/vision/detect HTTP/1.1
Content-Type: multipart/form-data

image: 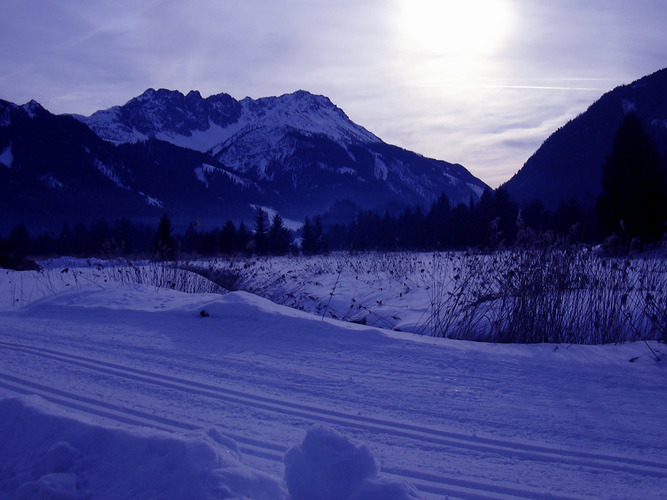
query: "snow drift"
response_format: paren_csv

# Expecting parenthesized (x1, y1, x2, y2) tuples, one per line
(1, 259, 666, 498)
(0, 396, 420, 500)
(284, 424, 419, 500)
(0, 395, 287, 500)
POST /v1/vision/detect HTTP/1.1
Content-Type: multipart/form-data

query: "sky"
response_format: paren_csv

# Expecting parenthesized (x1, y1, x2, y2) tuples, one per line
(0, 1, 665, 187)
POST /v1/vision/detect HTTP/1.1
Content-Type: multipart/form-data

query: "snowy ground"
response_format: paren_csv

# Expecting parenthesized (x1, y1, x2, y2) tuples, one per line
(1, 258, 666, 499)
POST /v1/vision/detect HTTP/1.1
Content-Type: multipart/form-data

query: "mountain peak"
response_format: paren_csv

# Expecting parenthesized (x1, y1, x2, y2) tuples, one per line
(76, 88, 381, 150)
(281, 90, 339, 113)
(136, 87, 179, 99)
(248, 89, 335, 112)
(2, 88, 488, 230)
(285, 89, 331, 103)
(0, 99, 47, 126)
(21, 100, 45, 118)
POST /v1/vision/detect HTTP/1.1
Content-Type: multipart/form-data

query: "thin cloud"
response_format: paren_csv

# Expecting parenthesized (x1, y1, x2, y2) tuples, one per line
(0, 0, 664, 186)
(478, 85, 603, 92)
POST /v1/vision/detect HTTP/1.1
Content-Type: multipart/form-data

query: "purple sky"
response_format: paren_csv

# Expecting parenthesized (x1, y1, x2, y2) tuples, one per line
(1, 0, 665, 186)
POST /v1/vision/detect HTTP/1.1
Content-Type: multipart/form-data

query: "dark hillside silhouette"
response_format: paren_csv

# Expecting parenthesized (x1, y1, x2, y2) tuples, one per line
(504, 68, 667, 209)
(596, 112, 667, 244)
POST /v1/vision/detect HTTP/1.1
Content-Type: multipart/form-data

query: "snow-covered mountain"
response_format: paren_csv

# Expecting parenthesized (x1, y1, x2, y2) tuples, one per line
(75, 89, 487, 215)
(77, 89, 379, 153)
(1, 89, 488, 233)
(0, 99, 265, 233)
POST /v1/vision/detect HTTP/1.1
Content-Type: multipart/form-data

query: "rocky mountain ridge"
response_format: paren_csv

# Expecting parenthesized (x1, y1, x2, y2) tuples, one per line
(1, 89, 488, 234)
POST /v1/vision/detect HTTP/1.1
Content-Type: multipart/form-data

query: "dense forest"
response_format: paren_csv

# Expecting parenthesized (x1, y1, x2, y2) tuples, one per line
(0, 185, 663, 261)
(2, 112, 665, 260)
(0, 187, 625, 260)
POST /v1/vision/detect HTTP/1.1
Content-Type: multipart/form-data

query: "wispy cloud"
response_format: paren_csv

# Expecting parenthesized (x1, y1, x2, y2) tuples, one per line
(0, 0, 664, 186)
(478, 85, 602, 92)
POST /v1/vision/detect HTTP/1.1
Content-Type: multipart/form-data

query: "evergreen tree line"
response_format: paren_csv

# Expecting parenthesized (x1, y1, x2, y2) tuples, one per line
(0, 218, 155, 259)
(0, 185, 640, 260)
(318, 189, 597, 252)
(152, 209, 298, 260)
(0, 210, 299, 260)
(1, 112, 664, 259)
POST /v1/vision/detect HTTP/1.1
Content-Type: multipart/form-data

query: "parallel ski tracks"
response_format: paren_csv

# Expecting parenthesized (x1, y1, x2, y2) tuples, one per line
(0, 370, 517, 500)
(1, 340, 665, 499)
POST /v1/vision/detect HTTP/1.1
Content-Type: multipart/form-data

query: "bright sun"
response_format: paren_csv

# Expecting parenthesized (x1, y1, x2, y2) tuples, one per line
(397, 0, 514, 57)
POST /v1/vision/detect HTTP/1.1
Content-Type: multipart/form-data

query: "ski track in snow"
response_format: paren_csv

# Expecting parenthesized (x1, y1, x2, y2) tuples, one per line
(0, 342, 621, 500)
(1, 340, 665, 479)
(1, 270, 667, 499)
(1, 338, 666, 499)
(0, 345, 513, 499)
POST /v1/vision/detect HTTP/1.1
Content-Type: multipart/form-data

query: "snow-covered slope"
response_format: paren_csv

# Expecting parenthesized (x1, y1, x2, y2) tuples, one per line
(75, 88, 488, 211)
(77, 88, 379, 152)
(2, 90, 488, 230)
(0, 101, 268, 233)
(0, 261, 666, 498)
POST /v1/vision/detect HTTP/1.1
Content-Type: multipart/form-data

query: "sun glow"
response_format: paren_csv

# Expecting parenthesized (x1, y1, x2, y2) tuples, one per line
(397, 0, 514, 57)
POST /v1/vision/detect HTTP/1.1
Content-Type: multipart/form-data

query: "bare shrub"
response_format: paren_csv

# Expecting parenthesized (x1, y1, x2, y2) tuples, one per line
(40, 249, 658, 346)
(425, 248, 666, 344)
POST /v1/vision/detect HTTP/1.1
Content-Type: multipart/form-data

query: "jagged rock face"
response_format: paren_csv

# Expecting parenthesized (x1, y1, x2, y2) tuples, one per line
(77, 89, 244, 145)
(503, 68, 667, 209)
(75, 88, 487, 213)
(1, 88, 488, 233)
(77, 88, 378, 153)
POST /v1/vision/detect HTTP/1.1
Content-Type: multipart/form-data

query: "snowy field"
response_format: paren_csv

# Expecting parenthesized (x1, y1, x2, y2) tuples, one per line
(1, 255, 667, 499)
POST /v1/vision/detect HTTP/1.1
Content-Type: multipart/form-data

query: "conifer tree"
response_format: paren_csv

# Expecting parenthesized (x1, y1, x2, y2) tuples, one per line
(236, 222, 252, 253)
(596, 112, 667, 244)
(220, 220, 237, 254)
(113, 218, 136, 255)
(253, 208, 270, 254)
(428, 192, 452, 248)
(153, 213, 178, 260)
(7, 223, 30, 256)
(58, 223, 73, 256)
(269, 213, 292, 255)
(301, 217, 319, 254)
(72, 223, 90, 255)
(182, 222, 201, 254)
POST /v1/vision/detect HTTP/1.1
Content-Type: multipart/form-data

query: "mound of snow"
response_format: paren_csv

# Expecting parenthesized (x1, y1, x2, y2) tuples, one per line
(20, 282, 226, 314)
(0, 395, 286, 500)
(284, 424, 420, 500)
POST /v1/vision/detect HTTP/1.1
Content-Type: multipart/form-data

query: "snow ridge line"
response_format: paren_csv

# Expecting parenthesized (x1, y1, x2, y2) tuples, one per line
(1, 340, 665, 479)
(0, 371, 546, 500)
